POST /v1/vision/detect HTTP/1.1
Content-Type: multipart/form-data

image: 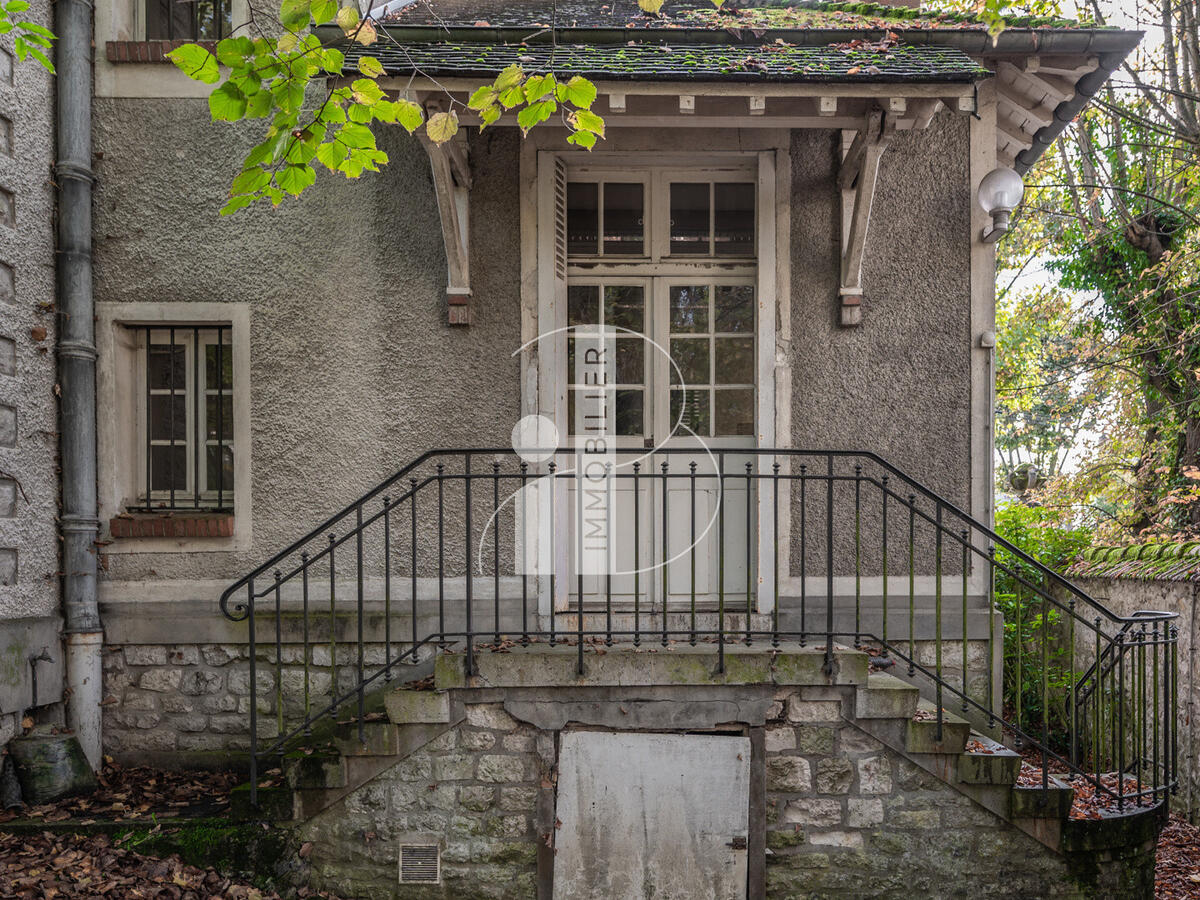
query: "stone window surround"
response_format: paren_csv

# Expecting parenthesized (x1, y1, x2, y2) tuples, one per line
(96, 301, 253, 553)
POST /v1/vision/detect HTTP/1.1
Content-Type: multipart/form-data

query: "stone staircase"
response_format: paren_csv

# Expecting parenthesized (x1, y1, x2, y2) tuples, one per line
(851, 672, 1073, 851)
(232, 644, 1146, 860)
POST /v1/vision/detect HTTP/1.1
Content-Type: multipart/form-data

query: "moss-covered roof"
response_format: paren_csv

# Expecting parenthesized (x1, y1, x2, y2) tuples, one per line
(346, 39, 990, 82)
(379, 0, 1101, 32)
(1068, 544, 1200, 583)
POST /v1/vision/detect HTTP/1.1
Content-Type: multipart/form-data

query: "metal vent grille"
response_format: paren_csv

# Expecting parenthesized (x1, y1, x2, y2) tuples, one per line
(399, 843, 440, 884)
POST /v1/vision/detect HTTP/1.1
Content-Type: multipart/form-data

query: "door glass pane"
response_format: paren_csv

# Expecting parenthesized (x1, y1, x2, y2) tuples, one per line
(614, 389, 644, 436)
(714, 183, 755, 256)
(568, 284, 599, 325)
(671, 389, 710, 437)
(670, 338, 710, 385)
(714, 285, 754, 333)
(603, 183, 644, 256)
(715, 389, 754, 436)
(615, 339, 644, 385)
(715, 337, 754, 385)
(567, 182, 599, 256)
(670, 183, 710, 255)
(605, 285, 644, 333)
(669, 285, 709, 333)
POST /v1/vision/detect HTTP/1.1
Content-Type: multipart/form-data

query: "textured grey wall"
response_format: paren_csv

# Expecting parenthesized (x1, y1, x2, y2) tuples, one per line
(92, 101, 523, 582)
(0, 0, 62, 732)
(789, 116, 972, 504)
(0, 0, 60, 623)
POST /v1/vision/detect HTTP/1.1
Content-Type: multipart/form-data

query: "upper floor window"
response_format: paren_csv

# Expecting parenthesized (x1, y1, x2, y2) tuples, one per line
(145, 0, 231, 40)
(132, 325, 234, 511)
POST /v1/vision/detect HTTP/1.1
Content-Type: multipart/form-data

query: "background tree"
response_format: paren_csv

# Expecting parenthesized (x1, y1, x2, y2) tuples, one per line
(997, 0, 1200, 538)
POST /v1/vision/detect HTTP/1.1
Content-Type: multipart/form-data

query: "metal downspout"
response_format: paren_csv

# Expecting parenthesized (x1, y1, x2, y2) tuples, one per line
(56, 0, 101, 768)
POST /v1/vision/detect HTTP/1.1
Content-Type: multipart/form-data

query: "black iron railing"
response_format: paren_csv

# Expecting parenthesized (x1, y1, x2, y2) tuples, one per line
(219, 448, 1178, 812)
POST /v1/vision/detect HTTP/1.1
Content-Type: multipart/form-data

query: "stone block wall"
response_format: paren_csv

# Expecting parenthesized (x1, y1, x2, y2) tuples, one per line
(764, 693, 1154, 898)
(299, 702, 544, 900)
(102, 640, 419, 762)
(285, 687, 1155, 899)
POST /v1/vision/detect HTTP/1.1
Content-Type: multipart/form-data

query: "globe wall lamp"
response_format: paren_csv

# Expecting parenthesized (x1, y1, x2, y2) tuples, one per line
(978, 166, 1025, 244)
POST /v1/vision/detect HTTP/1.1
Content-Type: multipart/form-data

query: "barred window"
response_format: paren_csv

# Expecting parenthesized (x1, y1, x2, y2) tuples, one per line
(145, 0, 231, 40)
(132, 325, 234, 511)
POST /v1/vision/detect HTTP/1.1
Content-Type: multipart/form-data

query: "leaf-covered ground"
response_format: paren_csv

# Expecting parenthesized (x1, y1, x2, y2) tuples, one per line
(1157, 815, 1200, 898)
(0, 761, 240, 824)
(0, 830, 343, 899)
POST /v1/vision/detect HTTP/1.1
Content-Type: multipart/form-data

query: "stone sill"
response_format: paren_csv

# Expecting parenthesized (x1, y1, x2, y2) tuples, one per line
(105, 40, 217, 64)
(109, 512, 234, 539)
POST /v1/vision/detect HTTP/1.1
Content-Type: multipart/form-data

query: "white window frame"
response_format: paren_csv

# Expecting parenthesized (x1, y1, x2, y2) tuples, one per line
(136, 326, 235, 509)
(96, 302, 253, 552)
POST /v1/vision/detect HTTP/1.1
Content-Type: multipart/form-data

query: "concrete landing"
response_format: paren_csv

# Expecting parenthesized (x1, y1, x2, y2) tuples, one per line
(433, 641, 870, 689)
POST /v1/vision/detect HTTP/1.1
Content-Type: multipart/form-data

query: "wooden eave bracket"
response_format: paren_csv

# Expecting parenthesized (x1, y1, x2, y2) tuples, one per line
(838, 109, 894, 327)
(420, 108, 473, 325)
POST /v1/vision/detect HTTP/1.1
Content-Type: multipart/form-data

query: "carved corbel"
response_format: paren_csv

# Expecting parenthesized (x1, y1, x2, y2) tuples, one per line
(838, 109, 894, 327)
(419, 106, 473, 325)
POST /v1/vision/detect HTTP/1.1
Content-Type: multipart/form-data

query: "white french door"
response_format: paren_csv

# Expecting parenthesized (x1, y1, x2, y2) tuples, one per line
(540, 154, 775, 614)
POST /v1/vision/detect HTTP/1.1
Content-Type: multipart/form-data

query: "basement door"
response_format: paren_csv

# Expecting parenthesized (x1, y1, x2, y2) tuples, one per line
(552, 730, 751, 900)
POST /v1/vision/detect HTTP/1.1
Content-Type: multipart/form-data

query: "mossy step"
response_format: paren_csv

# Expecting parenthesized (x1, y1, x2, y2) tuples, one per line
(229, 782, 294, 822)
(958, 735, 1021, 786)
(854, 673, 920, 719)
(283, 750, 346, 790)
(333, 721, 403, 757)
(383, 687, 450, 725)
(905, 701, 971, 755)
(1011, 776, 1074, 820)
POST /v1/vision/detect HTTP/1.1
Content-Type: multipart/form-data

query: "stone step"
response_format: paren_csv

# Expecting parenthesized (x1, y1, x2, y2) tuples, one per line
(905, 701, 972, 755)
(283, 749, 346, 791)
(384, 687, 450, 725)
(958, 735, 1021, 786)
(1012, 776, 1074, 820)
(854, 672, 920, 719)
(334, 721, 403, 757)
(435, 642, 870, 690)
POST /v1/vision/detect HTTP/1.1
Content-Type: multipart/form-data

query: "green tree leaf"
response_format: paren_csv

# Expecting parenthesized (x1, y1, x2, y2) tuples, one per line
(517, 98, 556, 134)
(395, 99, 424, 132)
(167, 43, 220, 84)
(336, 5, 359, 32)
(567, 130, 597, 150)
(425, 109, 459, 144)
(564, 76, 597, 109)
(310, 0, 337, 24)
(468, 85, 498, 110)
(357, 55, 384, 77)
(209, 81, 249, 121)
(570, 108, 605, 138)
(494, 64, 524, 91)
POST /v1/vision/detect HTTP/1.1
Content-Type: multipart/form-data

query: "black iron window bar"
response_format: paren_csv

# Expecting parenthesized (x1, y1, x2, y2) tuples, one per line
(219, 447, 1179, 813)
(133, 324, 232, 513)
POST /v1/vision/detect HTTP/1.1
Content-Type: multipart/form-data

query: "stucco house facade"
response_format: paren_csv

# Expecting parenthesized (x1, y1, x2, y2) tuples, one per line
(0, 0, 1185, 896)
